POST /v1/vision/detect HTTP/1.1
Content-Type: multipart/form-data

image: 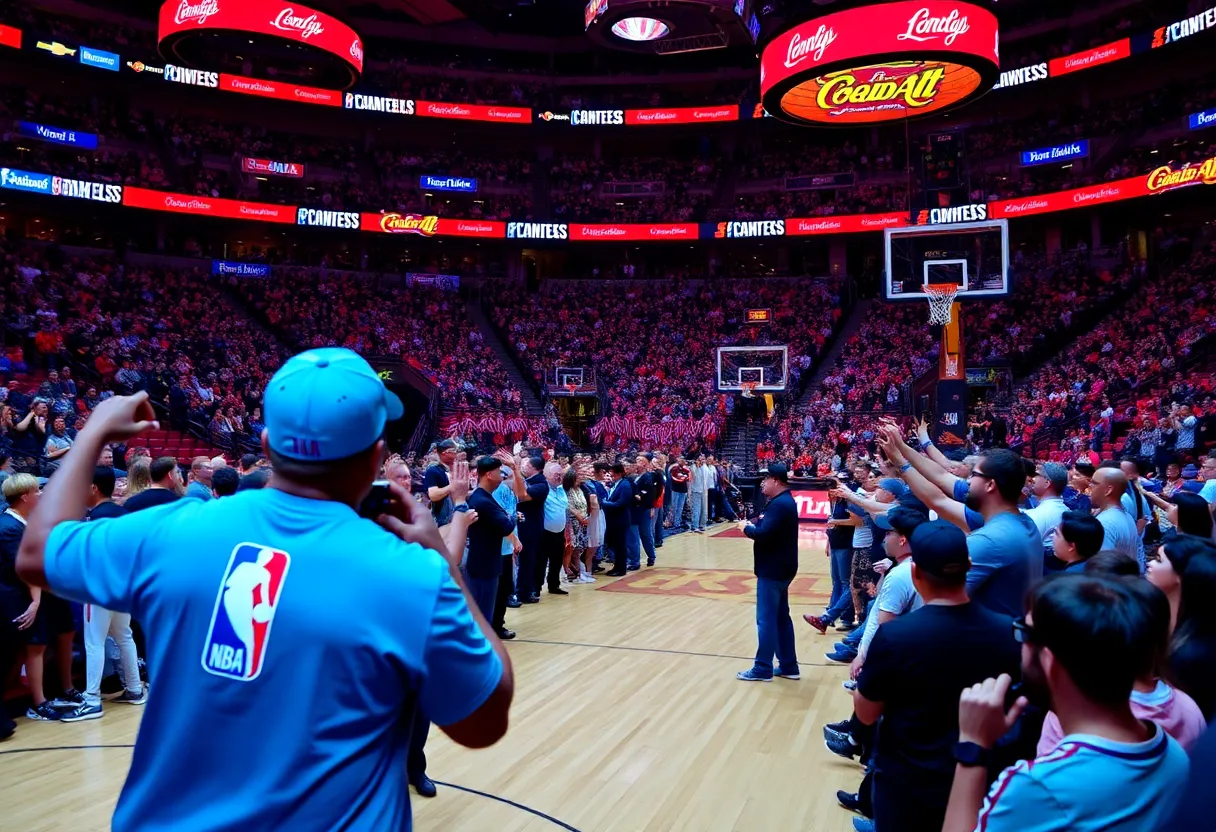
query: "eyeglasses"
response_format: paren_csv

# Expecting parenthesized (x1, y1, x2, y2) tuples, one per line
(971, 470, 994, 480)
(1012, 618, 1035, 645)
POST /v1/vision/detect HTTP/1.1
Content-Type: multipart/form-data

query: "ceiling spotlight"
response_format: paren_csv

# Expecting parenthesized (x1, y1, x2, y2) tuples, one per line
(611, 17, 670, 41)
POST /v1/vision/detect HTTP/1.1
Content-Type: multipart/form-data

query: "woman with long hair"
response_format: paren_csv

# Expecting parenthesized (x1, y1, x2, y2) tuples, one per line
(1147, 535, 1216, 718)
(123, 456, 153, 502)
(564, 466, 593, 584)
(1140, 486, 1214, 541)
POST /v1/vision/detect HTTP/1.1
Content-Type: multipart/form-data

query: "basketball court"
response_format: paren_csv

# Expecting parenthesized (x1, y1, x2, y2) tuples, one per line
(0, 525, 865, 832)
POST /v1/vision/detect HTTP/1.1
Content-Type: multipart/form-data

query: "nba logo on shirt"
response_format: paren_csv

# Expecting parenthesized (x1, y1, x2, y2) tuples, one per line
(201, 543, 291, 681)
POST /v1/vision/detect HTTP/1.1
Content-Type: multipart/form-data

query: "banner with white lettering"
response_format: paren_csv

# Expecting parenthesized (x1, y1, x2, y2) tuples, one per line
(17, 121, 98, 150)
(1020, 140, 1089, 167)
(785, 172, 856, 191)
(212, 260, 271, 277)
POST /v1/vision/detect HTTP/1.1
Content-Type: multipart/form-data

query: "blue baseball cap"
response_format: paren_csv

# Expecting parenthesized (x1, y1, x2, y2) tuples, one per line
(878, 477, 908, 499)
(264, 348, 403, 462)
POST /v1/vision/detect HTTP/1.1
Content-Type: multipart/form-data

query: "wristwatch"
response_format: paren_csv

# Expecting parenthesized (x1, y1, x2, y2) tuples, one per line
(952, 741, 994, 768)
(453, 504, 471, 513)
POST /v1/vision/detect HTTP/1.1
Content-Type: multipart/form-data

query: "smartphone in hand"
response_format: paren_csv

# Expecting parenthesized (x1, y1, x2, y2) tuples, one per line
(358, 480, 393, 520)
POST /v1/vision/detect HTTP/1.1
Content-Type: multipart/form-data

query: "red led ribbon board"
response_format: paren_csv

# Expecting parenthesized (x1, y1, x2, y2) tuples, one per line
(220, 74, 341, 106)
(625, 106, 740, 126)
(415, 101, 532, 124)
(568, 224, 699, 241)
(0, 24, 21, 50)
(786, 212, 909, 235)
(158, 0, 363, 82)
(1048, 39, 1130, 77)
(760, 0, 999, 125)
(123, 186, 297, 223)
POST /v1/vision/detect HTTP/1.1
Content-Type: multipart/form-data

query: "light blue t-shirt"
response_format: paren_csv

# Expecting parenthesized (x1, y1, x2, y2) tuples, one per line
(1097, 506, 1141, 567)
(493, 480, 518, 556)
(1200, 479, 1216, 504)
(184, 480, 213, 501)
(44, 488, 502, 832)
(975, 725, 1187, 831)
(543, 481, 569, 533)
(965, 510, 1043, 619)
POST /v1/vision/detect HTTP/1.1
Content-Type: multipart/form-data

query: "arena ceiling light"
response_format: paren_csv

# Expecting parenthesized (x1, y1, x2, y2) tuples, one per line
(611, 17, 671, 41)
(760, 0, 1000, 125)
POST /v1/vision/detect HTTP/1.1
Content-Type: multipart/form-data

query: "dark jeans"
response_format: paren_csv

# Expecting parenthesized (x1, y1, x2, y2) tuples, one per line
(492, 554, 512, 631)
(823, 547, 856, 625)
(464, 572, 498, 622)
(606, 525, 628, 572)
(752, 576, 798, 677)
(872, 769, 951, 832)
(537, 530, 565, 592)
(407, 707, 430, 783)
(518, 532, 540, 598)
(708, 488, 720, 519)
(653, 506, 664, 547)
(638, 509, 656, 563)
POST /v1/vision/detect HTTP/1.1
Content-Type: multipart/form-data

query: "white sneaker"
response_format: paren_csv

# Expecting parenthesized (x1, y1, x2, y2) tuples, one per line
(578, 574, 596, 583)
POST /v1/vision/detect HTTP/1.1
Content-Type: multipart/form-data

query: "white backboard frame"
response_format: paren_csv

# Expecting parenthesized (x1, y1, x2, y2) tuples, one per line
(884, 218, 1009, 301)
(717, 345, 788, 392)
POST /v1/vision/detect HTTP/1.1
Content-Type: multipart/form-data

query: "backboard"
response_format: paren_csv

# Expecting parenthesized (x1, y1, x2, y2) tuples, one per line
(717, 346, 788, 393)
(883, 219, 1009, 301)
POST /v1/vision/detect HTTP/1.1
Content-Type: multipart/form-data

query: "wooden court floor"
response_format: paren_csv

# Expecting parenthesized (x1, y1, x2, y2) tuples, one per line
(0, 523, 865, 832)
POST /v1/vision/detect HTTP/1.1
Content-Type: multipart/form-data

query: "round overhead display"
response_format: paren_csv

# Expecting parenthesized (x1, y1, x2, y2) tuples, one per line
(611, 17, 671, 41)
(760, 1, 999, 125)
(158, 0, 364, 89)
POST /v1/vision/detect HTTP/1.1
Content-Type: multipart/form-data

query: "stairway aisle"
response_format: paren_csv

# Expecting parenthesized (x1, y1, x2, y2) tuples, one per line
(464, 300, 547, 417)
(799, 298, 872, 403)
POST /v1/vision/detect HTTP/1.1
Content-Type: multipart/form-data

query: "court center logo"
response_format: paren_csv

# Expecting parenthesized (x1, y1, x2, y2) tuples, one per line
(201, 543, 291, 681)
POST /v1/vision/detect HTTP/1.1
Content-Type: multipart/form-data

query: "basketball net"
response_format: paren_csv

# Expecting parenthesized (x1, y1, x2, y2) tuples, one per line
(741, 381, 758, 399)
(565, 382, 579, 394)
(925, 284, 960, 326)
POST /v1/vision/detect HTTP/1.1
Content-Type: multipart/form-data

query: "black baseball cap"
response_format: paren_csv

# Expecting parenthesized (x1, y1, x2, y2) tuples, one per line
(436, 439, 459, 451)
(874, 506, 928, 536)
(909, 520, 970, 579)
(762, 462, 789, 483)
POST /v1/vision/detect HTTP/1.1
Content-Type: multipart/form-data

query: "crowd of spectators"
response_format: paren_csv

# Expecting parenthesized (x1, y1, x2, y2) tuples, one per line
(1010, 232, 1216, 456)
(486, 276, 842, 429)
(227, 271, 526, 415)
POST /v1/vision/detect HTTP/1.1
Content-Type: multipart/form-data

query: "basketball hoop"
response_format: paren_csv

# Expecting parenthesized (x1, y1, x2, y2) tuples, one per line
(741, 381, 758, 399)
(925, 284, 960, 326)
(565, 382, 579, 394)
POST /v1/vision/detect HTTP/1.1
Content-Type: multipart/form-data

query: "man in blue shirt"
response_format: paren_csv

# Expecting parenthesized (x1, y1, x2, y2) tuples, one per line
(491, 455, 526, 640)
(184, 456, 214, 501)
(16, 348, 513, 832)
(540, 461, 569, 595)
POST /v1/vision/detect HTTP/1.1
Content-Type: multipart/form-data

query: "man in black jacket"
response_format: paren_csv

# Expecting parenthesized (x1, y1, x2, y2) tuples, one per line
(634, 453, 658, 567)
(738, 462, 800, 682)
(464, 457, 517, 621)
(602, 463, 634, 577)
(515, 454, 549, 603)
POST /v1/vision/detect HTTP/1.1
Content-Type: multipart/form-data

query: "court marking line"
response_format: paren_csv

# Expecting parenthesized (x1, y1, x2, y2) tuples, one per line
(512, 637, 850, 666)
(0, 745, 583, 830)
(432, 780, 583, 831)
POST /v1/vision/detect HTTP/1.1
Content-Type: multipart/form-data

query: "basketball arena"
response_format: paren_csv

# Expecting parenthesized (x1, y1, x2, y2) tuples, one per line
(1, 0, 1215, 829)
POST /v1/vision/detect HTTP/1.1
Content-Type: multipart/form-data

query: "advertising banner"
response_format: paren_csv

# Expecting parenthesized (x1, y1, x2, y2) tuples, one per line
(420, 175, 478, 192)
(935, 380, 968, 447)
(0, 24, 21, 50)
(1189, 108, 1216, 130)
(344, 93, 415, 115)
(785, 212, 909, 235)
(242, 157, 304, 177)
(123, 186, 297, 223)
(759, 0, 1000, 124)
(157, 0, 364, 75)
(1048, 39, 1130, 76)
(0, 168, 53, 195)
(17, 121, 99, 150)
(785, 172, 856, 190)
(406, 272, 460, 290)
(1148, 5, 1216, 49)
(415, 101, 531, 124)
(568, 223, 698, 241)
(212, 260, 271, 277)
(988, 175, 1149, 218)
(219, 74, 341, 107)
(1020, 140, 1089, 167)
(624, 106, 739, 126)
(789, 486, 833, 522)
(438, 219, 506, 238)
(52, 176, 122, 203)
(79, 46, 120, 71)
